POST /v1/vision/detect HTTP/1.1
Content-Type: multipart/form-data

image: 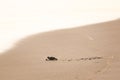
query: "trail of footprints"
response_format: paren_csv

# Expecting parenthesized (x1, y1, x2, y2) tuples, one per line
(66, 57, 103, 61)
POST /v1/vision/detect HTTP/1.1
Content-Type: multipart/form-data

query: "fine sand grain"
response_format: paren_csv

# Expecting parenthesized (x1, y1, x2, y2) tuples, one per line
(0, 19, 120, 80)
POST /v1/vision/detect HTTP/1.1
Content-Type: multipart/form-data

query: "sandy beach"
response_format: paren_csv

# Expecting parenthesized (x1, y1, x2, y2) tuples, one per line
(0, 19, 120, 80)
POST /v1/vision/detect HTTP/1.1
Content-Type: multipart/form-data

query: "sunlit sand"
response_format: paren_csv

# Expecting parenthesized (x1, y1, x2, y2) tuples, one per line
(0, 19, 120, 80)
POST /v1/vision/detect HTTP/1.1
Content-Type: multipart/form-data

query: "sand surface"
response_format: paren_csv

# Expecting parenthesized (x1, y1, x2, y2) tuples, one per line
(0, 19, 120, 80)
